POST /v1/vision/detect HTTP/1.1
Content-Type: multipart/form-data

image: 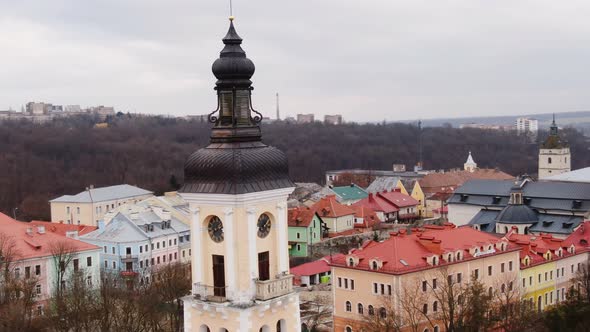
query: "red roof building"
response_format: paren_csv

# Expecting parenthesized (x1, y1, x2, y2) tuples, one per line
(30, 220, 98, 237)
(291, 254, 344, 286)
(330, 224, 520, 274)
(311, 195, 355, 218)
(352, 189, 419, 221)
(352, 205, 380, 229)
(0, 213, 101, 308)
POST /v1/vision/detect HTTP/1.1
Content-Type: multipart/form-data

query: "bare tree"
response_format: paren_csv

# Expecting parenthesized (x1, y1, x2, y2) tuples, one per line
(360, 295, 404, 332)
(300, 294, 333, 332)
(49, 241, 76, 299)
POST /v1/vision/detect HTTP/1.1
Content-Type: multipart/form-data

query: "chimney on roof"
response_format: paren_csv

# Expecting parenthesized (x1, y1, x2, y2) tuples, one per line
(65, 230, 79, 239)
(37, 226, 45, 234)
(26, 227, 33, 236)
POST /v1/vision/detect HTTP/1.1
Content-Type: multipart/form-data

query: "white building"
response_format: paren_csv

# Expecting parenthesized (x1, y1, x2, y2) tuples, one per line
(464, 151, 478, 173)
(516, 117, 539, 136)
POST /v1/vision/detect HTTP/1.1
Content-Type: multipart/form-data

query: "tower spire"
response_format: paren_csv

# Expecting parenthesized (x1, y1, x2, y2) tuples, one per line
(208, 17, 262, 143)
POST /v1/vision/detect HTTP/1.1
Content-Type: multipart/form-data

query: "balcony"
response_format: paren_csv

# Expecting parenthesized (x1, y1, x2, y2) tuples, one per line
(192, 283, 227, 303)
(255, 274, 293, 301)
(121, 254, 138, 262)
(120, 270, 138, 278)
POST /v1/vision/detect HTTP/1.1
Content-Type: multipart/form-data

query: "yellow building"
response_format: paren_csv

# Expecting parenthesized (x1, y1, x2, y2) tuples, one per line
(400, 180, 426, 218)
(503, 231, 587, 311)
(180, 17, 301, 332)
(50, 184, 153, 226)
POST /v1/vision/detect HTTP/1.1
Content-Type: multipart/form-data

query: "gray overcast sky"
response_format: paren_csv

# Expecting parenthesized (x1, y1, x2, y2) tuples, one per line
(1, 1, 589, 122)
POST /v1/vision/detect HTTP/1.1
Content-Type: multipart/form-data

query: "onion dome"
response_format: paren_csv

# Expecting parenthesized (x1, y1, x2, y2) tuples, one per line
(212, 19, 255, 86)
(180, 18, 294, 195)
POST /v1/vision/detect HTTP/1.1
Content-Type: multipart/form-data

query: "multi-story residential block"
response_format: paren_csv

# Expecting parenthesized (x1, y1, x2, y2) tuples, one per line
(516, 117, 539, 136)
(330, 224, 521, 332)
(288, 207, 324, 257)
(504, 229, 587, 311)
(50, 184, 153, 226)
(539, 117, 570, 179)
(297, 113, 315, 123)
(324, 114, 343, 125)
(80, 204, 190, 283)
(0, 213, 101, 315)
(449, 177, 590, 237)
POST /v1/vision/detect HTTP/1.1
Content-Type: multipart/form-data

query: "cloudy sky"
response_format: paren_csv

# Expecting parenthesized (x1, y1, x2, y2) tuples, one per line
(0, 1, 589, 122)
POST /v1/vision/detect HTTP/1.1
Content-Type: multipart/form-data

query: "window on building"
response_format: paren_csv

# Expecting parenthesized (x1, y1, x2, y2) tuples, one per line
(296, 232, 301, 239)
(174, 252, 177, 260)
(157, 243, 160, 249)
(522, 278, 526, 288)
(157, 257, 160, 264)
(112, 247, 115, 254)
(35, 265, 41, 276)
(87, 276, 92, 286)
(387, 284, 391, 295)
(373, 283, 378, 294)
(501, 263, 505, 273)
(104, 260, 108, 269)
(151, 243, 154, 250)
(379, 307, 387, 319)
(345, 301, 352, 312)
(139, 246, 143, 253)
(432, 278, 437, 290)
(344, 279, 348, 289)
(66, 206, 70, 214)
(112, 262, 116, 269)
(457, 273, 462, 283)
(103, 246, 107, 253)
(174, 238, 177, 245)
(368, 305, 375, 316)
(77, 207, 80, 214)
(25, 266, 31, 279)
(509, 261, 513, 271)
(488, 266, 493, 276)
(433, 301, 438, 312)
(474, 269, 479, 279)
(182, 251, 186, 258)
(423, 304, 428, 315)
(151, 258, 155, 266)
(140, 261, 143, 268)
(87, 257, 92, 267)
(548, 157, 552, 164)
(351, 280, 355, 290)
(73, 259, 79, 272)
(422, 280, 427, 292)
(358, 303, 364, 314)
(163, 255, 166, 263)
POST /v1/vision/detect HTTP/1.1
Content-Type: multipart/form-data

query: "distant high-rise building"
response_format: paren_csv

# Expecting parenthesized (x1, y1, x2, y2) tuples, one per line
(516, 117, 538, 136)
(324, 114, 343, 125)
(297, 113, 314, 123)
(538, 115, 570, 179)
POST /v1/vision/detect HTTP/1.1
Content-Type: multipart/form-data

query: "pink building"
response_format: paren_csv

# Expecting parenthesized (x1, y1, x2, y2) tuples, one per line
(0, 214, 101, 315)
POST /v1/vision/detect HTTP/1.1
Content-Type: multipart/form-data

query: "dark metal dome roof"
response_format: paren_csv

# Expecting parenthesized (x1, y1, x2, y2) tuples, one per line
(181, 142, 293, 195)
(496, 204, 538, 224)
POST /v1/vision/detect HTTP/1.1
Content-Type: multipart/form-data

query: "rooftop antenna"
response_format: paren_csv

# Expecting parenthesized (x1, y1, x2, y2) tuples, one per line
(418, 120, 423, 170)
(276, 93, 280, 120)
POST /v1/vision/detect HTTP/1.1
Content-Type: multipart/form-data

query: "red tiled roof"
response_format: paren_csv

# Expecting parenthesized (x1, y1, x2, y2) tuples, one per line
(352, 190, 418, 213)
(311, 195, 355, 218)
(353, 206, 381, 229)
(378, 190, 419, 208)
(505, 228, 587, 268)
(291, 254, 344, 277)
(288, 207, 320, 227)
(330, 224, 519, 275)
(0, 213, 99, 260)
(30, 221, 97, 236)
(419, 169, 513, 193)
(564, 221, 590, 248)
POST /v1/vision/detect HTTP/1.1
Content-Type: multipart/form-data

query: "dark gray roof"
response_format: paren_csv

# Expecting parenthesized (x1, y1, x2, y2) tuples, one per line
(450, 179, 590, 212)
(530, 214, 582, 235)
(496, 205, 538, 224)
(180, 141, 294, 195)
(469, 210, 499, 233)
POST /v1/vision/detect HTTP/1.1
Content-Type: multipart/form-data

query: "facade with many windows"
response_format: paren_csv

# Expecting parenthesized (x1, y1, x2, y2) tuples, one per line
(331, 224, 522, 332)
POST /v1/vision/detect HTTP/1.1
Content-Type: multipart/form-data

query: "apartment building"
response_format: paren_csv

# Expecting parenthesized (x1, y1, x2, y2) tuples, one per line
(50, 184, 153, 226)
(331, 224, 521, 332)
(0, 213, 101, 315)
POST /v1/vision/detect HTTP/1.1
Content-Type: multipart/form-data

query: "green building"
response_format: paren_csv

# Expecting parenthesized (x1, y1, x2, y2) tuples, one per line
(288, 207, 323, 257)
(330, 183, 368, 205)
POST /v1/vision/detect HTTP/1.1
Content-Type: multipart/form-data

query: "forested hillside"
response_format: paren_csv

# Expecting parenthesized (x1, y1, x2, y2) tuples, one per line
(1, 115, 588, 220)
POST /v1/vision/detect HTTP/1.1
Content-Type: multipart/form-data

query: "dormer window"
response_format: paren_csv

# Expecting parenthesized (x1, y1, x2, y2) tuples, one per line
(460, 194, 468, 202)
(569, 245, 576, 254)
(573, 200, 582, 209)
(492, 196, 501, 205)
(556, 248, 563, 257)
(432, 256, 439, 266)
(348, 258, 355, 267)
(456, 251, 463, 261)
(372, 261, 379, 270)
(523, 257, 530, 266)
(447, 253, 452, 262)
(544, 252, 552, 261)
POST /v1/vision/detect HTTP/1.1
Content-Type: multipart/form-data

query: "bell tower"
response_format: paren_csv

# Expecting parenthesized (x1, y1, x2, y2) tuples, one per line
(180, 17, 300, 332)
(538, 115, 570, 179)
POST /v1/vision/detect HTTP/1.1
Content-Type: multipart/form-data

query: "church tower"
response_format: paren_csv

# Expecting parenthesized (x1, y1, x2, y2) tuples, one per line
(538, 115, 570, 179)
(180, 17, 300, 332)
(464, 151, 477, 173)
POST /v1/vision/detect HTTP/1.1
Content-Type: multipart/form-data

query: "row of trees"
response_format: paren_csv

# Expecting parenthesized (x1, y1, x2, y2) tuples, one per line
(0, 233, 191, 332)
(359, 267, 540, 332)
(1, 114, 589, 221)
